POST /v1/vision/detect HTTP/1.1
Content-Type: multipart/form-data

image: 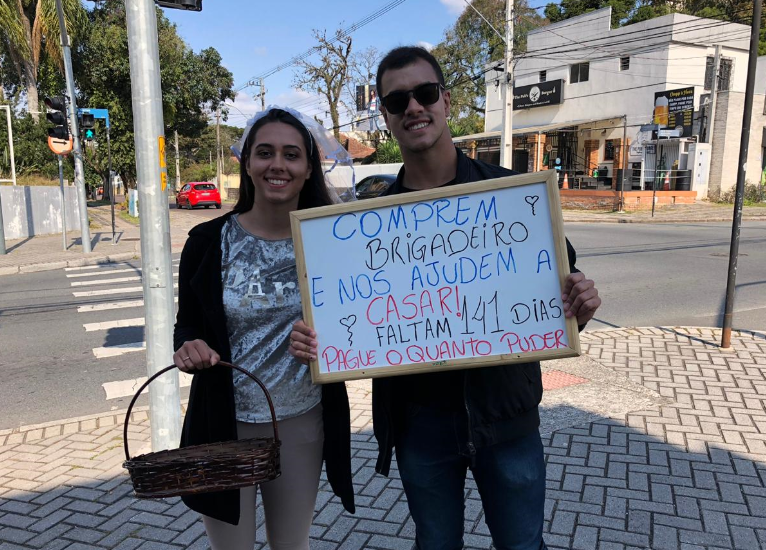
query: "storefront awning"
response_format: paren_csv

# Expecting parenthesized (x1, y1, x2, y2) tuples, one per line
(453, 117, 626, 143)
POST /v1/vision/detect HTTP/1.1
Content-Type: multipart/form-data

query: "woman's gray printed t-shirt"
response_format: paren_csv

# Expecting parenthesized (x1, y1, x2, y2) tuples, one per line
(221, 214, 320, 423)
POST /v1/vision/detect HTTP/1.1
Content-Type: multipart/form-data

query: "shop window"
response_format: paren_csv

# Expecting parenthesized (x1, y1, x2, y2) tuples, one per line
(604, 140, 616, 161)
(540, 70, 547, 82)
(570, 62, 589, 84)
(620, 57, 630, 71)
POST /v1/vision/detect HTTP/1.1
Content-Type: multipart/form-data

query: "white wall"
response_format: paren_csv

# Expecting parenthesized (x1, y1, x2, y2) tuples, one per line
(1, 185, 81, 239)
(485, 9, 751, 133)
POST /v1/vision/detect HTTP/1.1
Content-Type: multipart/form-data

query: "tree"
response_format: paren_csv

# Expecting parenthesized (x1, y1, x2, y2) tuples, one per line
(431, 0, 545, 133)
(73, 0, 234, 192)
(0, 0, 86, 121)
(293, 29, 353, 140)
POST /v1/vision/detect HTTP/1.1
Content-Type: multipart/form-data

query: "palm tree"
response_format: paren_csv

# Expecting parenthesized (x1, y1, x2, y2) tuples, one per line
(0, 0, 85, 121)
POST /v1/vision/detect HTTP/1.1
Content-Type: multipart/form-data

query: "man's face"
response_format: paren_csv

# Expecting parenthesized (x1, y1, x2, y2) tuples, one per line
(380, 59, 451, 155)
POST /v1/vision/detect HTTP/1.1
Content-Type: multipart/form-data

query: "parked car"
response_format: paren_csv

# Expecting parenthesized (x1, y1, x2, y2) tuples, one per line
(339, 174, 396, 201)
(176, 182, 221, 209)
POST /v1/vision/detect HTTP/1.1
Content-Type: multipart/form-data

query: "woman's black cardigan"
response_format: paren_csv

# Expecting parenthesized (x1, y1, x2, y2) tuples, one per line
(173, 213, 355, 525)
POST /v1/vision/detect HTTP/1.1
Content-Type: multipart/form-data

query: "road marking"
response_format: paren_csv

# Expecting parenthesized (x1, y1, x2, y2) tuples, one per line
(93, 341, 146, 358)
(67, 268, 142, 278)
(71, 276, 142, 286)
(103, 371, 194, 400)
(70, 272, 178, 287)
(78, 296, 177, 312)
(64, 259, 178, 273)
(73, 283, 178, 297)
(84, 317, 145, 332)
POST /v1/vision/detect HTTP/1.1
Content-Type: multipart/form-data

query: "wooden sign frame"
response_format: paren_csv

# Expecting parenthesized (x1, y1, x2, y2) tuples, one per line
(290, 170, 580, 384)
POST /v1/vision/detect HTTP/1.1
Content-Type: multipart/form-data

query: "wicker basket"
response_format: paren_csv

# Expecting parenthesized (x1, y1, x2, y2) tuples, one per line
(123, 362, 281, 499)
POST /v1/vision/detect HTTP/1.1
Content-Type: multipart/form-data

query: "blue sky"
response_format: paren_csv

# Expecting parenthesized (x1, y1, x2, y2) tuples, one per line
(163, 0, 466, 127)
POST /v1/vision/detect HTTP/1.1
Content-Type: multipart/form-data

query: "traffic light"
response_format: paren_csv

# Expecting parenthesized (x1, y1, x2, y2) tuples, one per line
(81, 113, 96, 141)
(45, 96, 69, 140)
(155, 0, 201, 10)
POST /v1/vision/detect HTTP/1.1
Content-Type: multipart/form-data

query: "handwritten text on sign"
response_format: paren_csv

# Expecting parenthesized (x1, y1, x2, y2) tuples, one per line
(294, 176, 577, 382)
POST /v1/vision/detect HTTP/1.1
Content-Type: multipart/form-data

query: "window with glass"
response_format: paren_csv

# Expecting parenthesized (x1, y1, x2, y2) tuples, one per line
(570, 62, 589, 83)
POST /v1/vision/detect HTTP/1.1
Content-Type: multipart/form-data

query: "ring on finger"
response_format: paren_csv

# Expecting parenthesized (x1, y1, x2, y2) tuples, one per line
(182, 356, 191, 361)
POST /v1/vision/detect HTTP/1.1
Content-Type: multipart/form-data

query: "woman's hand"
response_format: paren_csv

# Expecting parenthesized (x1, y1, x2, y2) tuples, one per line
(289, 320, 318, 365)
(173, 339, 220, 372)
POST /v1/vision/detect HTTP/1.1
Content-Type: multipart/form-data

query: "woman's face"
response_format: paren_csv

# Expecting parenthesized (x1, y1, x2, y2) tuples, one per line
(246, 121, 312, 208)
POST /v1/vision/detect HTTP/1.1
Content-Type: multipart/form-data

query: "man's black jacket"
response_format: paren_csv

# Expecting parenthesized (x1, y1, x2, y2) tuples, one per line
(373, 147, 580, 475)
(174, 213, 355, 525)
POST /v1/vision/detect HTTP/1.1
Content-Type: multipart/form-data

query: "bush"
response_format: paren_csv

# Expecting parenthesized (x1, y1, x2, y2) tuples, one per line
(711, 182, 765, 205)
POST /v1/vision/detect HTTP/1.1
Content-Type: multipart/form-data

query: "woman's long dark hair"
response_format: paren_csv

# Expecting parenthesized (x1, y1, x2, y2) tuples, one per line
(233, 109, 334, 213)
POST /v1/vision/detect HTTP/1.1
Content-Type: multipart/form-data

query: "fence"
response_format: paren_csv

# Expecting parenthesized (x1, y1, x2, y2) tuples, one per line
(0, 185, 81, 239)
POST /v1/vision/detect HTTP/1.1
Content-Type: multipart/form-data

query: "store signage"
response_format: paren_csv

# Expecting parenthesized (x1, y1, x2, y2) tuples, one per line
(652, 87, 694, 138)
(513, 80, 563, 110)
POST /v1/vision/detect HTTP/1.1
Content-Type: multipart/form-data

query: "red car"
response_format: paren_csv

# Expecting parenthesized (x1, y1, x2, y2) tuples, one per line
(176, 182, 222, 209)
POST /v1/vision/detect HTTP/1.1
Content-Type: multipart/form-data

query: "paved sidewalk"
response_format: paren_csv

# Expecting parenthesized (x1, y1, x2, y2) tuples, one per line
(0, 205, 202, 276)
(1, 327, 764, 549)
(1, 201, 765, 276)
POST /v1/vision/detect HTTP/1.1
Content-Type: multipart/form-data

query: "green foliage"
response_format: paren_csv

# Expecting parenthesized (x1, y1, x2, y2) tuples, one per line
(373, 139, 402, 164)
(181, 162, 215, 184)
(431, 0, 545, 131)
(711, 182, 766, 205)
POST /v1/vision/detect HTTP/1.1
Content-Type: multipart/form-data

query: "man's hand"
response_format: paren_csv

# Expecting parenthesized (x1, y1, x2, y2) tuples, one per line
(562, 272, 601, 326)
(289, 320, 318, 365)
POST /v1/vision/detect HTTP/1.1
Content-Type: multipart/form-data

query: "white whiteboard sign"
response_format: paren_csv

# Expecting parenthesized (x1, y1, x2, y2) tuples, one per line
(291, 171, 580, 383)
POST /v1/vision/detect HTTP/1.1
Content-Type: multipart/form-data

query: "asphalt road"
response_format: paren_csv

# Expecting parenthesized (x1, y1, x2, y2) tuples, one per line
(0, 219, 763, 429)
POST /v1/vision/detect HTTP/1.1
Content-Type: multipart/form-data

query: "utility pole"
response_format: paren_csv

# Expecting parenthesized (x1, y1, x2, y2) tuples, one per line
(259, 78, 267, 111)
(125, 0, 181, 451)
(215, 107, 222, 186)
(55, 0, 92, 253)
(106, 123, 115, 245)
(721, 0, 761, 349)
(58, 155, 68, 251)
(499, 0, 514, 169)
(705, 45, 722, 144)
(174, 129, 181, 192)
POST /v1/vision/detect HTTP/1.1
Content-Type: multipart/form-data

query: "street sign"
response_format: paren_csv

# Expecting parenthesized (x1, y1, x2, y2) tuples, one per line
(658, 128, 683, 138)
(47, 136, 73, 155)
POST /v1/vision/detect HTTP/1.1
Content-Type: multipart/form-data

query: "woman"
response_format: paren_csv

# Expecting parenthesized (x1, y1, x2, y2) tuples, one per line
(173, 107, 355, 550)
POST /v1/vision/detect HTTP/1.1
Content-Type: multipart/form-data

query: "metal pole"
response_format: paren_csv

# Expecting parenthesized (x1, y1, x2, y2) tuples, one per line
(620, 115, 627, 212)
(705, 45, 721, 144)
(174, 129, 181, 192)
(499, 0, 513, 169)
(651, 128, 660, 217)
(59, 155, 68, 250)
(126, 0, 181, 451)
(215, 107, 222, 186)
(55, 0, 92, 253)
(721, 0, 761, 349)
(260, 78, 266, 111)
(107, 126, 115, 245)
(3, 106, 16, 186)
(0, 106, 11, 254)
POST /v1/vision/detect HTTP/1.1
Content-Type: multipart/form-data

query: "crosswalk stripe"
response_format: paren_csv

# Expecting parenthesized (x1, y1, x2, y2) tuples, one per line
(70, 272, 179, 287)
(73, 283, 178, 297)
(83, 317, 145, 332)
(65, 259, 179, 273)
(71, 275, 142, 286)
(67, 268, 142, 278)
(93, 341, 146, 358)
(78, 296, 177, 312)
(103, 371, 194, 400)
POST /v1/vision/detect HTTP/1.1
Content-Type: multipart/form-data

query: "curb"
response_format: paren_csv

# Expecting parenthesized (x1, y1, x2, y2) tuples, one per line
(562, 215, 766, 224)
(0, 251, 140, 276)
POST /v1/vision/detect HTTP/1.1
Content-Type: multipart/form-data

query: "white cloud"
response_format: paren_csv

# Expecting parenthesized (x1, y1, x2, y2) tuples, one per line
(417, 41, 435, 51)
(254, 47, 268, 57)
(440, 0, 465, 16)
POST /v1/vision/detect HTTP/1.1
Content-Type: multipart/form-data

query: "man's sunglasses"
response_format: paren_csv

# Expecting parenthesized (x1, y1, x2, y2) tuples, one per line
(380, 82, 445, 115)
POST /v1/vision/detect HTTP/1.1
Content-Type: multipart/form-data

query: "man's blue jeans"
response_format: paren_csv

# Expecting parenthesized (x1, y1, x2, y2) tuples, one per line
(395, 405, 547, 550)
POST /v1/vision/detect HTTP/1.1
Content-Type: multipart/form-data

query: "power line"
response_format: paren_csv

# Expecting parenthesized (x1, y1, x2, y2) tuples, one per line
(235, 0, 408, 92)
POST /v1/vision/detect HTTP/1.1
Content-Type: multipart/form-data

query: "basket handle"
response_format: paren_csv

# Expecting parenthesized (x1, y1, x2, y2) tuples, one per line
(123, 361, 280, 462)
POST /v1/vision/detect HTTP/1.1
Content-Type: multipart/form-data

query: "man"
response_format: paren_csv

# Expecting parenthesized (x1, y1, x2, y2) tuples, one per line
(371, 46, 601, 550)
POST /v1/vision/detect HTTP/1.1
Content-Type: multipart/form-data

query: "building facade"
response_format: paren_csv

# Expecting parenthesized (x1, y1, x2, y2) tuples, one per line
(454, 8, 761, 199)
